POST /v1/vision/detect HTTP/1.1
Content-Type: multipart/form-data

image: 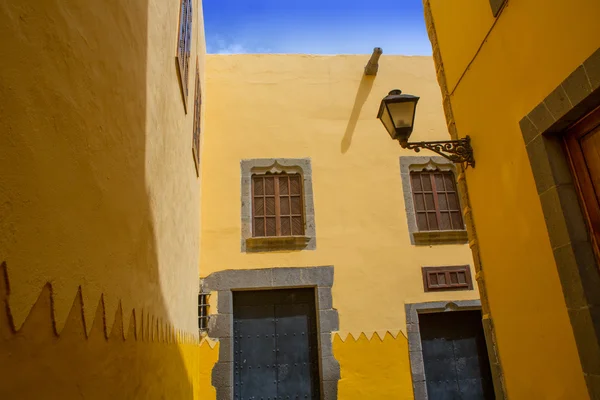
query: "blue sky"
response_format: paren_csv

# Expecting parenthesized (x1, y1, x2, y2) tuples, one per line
(203, 0, 432, 55)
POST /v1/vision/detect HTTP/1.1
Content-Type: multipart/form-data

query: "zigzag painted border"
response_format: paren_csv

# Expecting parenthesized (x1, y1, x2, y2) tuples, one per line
(0, 261, 199, 345)
(332, 330, 407, 342)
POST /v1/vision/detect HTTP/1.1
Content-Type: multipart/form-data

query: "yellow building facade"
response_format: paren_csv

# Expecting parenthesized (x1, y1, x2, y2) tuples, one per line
(2, 0, 533, 398)
(0, 0, 206, 397)
(199, 54, 484, 399)
(422, 0, 600, 398)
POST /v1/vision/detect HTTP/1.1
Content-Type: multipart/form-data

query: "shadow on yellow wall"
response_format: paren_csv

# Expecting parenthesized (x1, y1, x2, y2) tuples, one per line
(333, 331, 414, 399)
(0, 0, 203, 396)
(0, 263, 200, 399)
(341, 74, 375, 154)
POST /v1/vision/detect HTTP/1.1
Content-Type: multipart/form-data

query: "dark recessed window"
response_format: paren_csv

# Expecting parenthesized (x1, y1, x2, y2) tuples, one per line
(422, 266, 473, 292)
(192, 59, 201, 176)
(177, 0, 193, 108)
(252, 173, 304, 237)
(410, 170, 464, 231)
(198, 293, 209, 331)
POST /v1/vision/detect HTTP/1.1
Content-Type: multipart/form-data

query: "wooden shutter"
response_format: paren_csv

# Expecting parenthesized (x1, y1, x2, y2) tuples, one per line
(422, 266, 473, 292)
(176, 0, 192, 106)
(192, 59, 201, 175)
(411, 170, 463, 231)
(252, 173, 304, 237)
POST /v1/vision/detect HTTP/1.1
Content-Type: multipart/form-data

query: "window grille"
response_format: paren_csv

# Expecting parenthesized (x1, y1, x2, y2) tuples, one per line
(198, 292, 210, 332)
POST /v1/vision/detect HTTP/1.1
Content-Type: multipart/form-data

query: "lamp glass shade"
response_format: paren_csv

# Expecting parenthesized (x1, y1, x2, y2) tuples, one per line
(377, 90, 420, 142)
(379, 105, 396, 139)
(387, 101, 416, 130)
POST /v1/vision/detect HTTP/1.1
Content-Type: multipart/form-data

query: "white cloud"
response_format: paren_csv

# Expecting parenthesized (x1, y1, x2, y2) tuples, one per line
(207, 34, 273, 54)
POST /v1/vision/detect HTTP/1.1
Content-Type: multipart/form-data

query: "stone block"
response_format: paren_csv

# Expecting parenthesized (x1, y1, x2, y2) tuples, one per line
(563, 65, 593, 106)
(320, 332, 333, 357)
(304, 265, 334, 288)
(413, 380, 428, 400)
(409, 350, 425, 382)
(271, 267, 307, 287)
(519, 116, 540, 145)
(209, 313, 232, 338)
(319, 309, 339, 332)
(217, 291, 233, 314)
(322, 380, 338, 400)
(539, 184, 588, 250)
(214, 386, 232, 400)
(568, 306, 600, 375)
(321, 356, 341, 381)
(544, 85, 573, 121)
(408, 331, 422, 353)
(212, 362, 233, 388)
(554, 242, 600, 309)
(584, 47, 600, 91)
(218, 337, 233, 362)
(317, 287, 333, 310)
(204, 269, 273, 291)
(528, 102, 555, 133)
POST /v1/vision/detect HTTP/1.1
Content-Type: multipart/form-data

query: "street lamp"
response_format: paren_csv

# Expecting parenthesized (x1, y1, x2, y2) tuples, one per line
(377, 89, 475, 168)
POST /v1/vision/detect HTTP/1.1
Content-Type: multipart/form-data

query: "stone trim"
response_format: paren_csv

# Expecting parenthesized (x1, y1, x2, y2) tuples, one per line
(240, 158, 316, 252)
(422, 2, 508, 398)
(519, 47, 600, 397)
(406, 300, 494, 400)
(201, 266, 339, 400)
(400, 156, 468, 245)
(413, 230, 469, 246)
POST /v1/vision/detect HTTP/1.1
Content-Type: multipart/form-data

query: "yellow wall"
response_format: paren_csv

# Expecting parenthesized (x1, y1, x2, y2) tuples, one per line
(0, 0, 206, 395)
(427, 0, 600, 398)
(199, 340, 219, 399)
(334, 332, 414, 400)
(201, 54, 479, 394)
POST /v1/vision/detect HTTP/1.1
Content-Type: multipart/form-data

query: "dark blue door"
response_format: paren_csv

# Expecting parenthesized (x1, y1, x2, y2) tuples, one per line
(419, 310, 495, 400)
(233, 289, 320, 400)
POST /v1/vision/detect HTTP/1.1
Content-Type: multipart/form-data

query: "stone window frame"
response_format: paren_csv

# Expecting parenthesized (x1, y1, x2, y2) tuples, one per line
(400, 156, 469, 246)
(241, 158, 316, 252)
(406, 300, 504, 400)
(519, 47, 600, 396)
(201, 266, 340, 400)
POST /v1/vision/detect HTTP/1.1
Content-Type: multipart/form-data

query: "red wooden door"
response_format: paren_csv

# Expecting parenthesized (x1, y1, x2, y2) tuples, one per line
(564, 106, 600, 264)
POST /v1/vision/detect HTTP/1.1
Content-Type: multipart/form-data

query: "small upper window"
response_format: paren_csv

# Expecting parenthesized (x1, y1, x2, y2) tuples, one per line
(410, 170, 463, 231)
(177, 0, 193, 109)
(252, 173, 304, 237)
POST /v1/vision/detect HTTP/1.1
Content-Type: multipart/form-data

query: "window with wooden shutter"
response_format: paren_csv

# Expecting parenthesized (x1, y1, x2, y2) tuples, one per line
(410, 170, 463, 231)
(252, 173, 305, 237)
(192, 58, 201, 176)
(422, 266, 473, 292)
(176, 0, 193, 110)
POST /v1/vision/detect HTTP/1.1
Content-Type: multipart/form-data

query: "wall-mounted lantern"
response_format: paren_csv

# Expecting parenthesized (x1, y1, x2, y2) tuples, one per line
(377, 89, 475, 168)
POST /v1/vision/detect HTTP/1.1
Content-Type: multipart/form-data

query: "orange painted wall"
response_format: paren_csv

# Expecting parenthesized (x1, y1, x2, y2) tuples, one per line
(426, 0, 600, 397)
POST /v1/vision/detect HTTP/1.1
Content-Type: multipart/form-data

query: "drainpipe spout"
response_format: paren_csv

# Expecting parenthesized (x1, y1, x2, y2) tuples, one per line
(365, 47, 383, 75)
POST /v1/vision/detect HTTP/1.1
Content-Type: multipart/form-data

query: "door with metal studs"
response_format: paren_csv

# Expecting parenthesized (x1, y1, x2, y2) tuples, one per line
(419, 310, 495, 400)
(233, 289, 321, 400)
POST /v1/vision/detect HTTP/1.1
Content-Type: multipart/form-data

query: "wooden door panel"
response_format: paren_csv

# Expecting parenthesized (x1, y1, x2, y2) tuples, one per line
(580, 127, 600, 200)
(564, 106, 600, 263)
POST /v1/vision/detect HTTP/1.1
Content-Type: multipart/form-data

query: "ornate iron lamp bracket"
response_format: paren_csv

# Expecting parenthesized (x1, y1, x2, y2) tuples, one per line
(400, 136, 475, 168)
